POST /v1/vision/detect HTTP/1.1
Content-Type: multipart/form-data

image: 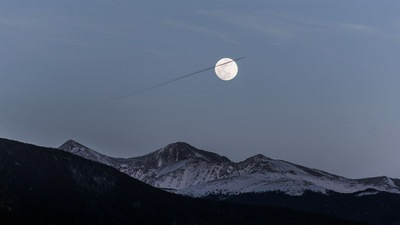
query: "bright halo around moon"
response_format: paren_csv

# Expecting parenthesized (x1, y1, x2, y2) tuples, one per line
(215, 58, 238, 81)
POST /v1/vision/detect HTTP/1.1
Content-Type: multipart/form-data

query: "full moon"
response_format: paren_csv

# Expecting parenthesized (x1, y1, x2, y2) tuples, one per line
(215, 58, 238, 81)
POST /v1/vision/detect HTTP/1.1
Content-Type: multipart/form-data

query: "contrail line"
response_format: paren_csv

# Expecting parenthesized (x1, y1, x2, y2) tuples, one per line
(78, 57, 245, 112)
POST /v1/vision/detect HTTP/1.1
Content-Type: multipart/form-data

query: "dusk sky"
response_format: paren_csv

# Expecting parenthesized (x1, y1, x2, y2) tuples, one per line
(1, 1, 400, 179)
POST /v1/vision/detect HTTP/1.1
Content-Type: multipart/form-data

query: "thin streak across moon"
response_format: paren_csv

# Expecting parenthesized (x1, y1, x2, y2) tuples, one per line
(78, 57, 244, 112)
(215, 58, 239, 81)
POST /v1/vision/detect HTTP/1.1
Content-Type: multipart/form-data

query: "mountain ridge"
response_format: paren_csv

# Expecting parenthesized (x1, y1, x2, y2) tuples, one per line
(58, 139, 400, 197)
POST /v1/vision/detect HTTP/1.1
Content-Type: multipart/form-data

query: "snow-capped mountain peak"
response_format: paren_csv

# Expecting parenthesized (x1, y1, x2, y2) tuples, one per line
(59, 139, 114, 166)
(245, 154, 270, 162)
(59, 139, 87, 154)
(123, 142, 231, 170)
(152, 142, 231, 166)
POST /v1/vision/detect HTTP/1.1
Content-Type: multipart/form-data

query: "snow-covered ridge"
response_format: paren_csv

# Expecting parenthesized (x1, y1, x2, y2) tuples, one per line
(59, 140, 115, 166)
(58, 140, 400, 197)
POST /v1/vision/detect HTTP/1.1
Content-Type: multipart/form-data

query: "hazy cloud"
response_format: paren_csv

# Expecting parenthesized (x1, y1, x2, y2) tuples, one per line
(201, 9, 379, 40)
(201, 10, 293, 39)
(0, 16, 143, 48)
(163, 20, 238, 44)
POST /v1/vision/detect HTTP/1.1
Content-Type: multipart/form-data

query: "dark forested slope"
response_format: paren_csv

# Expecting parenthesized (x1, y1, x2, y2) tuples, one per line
(0, 138, 368, 225)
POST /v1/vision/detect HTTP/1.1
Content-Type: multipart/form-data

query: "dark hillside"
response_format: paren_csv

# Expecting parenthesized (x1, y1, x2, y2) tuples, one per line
(0, 138, 368, 225)
(224, 190, 400, 225)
